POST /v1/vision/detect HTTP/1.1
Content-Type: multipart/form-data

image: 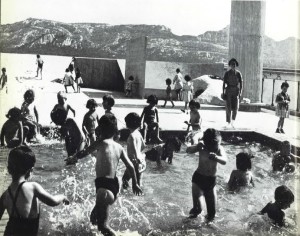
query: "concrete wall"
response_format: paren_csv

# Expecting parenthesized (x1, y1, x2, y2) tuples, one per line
(125, 37, 147, 98)
(75, 57, 124, 91)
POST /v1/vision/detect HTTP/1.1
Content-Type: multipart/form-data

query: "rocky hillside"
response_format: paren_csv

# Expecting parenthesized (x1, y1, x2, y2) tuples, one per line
(0, 18, 299, 68)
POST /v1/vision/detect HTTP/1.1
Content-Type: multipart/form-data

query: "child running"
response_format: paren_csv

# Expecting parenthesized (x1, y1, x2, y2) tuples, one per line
(1, 108, 28, 148)
(65, 114, 142, 236)
(186, 128, 227, 222)
(161, 78, 175, 108)
(75, 68, 83, 93)
(122, 113, 146, 189)
(185, 99, 202, 145)
(51, 92, 75, 126)
(82, 99, 100, 145)
(125, 76, 134, 97)
(275, 82, 290, 134)
(63, 68, 76, 93)
(181, 75, 194, 113)
(258, 185, 294, 227)
(228, 152, 255, 191)
(0, 146, 69, 236)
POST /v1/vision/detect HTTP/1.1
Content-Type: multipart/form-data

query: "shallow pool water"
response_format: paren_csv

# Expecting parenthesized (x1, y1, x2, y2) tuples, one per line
(29, 141, 299, 236)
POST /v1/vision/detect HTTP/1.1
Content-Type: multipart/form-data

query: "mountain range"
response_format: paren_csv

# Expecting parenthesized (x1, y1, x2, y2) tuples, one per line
(0, 18, 299, 69)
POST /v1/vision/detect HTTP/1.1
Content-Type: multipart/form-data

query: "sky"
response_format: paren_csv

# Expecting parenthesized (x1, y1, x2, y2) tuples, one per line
(1, 0, 299, 41)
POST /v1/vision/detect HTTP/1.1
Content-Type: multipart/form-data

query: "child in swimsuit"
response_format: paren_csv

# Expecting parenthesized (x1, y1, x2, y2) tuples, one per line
(36, 54, 44, 79)
(258, 185, 294, 227)
(228, 152, 255, 192)
(185, 99, 202, 145)
(161, 78, 175, 108)
(0, 146, 69, 236)
(82, 99, 100, 146)
(51, 92, 75, 126)
(65, 114, 142, 236)
(75, 68, 83, 93)
(122, 113, 146, 189)
(1, 107, 28, 148)
(186, 128, 227, 222)
(102, 94, 115, 115)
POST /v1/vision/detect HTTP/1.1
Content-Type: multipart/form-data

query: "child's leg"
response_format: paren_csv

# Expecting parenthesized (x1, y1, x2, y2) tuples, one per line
(154, 123, 162, 142)
(65, 85, 68, 93)
(190, 183, 203, 217)
(204, 187, 216, 221)
(72, 84, 76, 92)
(143, 123, 148, 141)
(280, 117, 285, 129)
(170, 97, 175, 107)
(162, 99, 167, 107)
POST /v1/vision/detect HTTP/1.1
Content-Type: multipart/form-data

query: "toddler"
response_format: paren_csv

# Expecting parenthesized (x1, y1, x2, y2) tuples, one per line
(82, 99, 100, 145)
(185, 99, 202, 145)
(63, 68, 76, 93)
(275, 82, 290, 133)
(125, 76, 134, 97)
(0, 67, 8, 92)
(161, 78, 174, 108)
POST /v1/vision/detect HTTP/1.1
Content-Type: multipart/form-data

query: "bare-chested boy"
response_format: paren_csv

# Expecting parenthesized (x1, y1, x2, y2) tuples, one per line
(185, 100, 203, 145)
(65, 114, 142, 236)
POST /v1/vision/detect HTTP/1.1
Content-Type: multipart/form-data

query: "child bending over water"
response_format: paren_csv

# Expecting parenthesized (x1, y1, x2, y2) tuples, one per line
(186, 128, 227, 222)
(82, 99, 100, 145)
(228, 152, 254, 192)
(0, 146, 69, 236)
(65, 114, 142, 236)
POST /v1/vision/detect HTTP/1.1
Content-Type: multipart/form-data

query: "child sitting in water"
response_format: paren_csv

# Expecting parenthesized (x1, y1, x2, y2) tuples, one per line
(185, 99, 202, 145)
(0, 146, 69, 236)
(122, 113, 146, 189)
(82, 99, 100, 146)
(258, 185, 294, 227)
(65, 114, 142, 236)
(186, 128, 227, 222)
(228, 152, 255, 191)
(1, 108, 28, 148)
(51, 92, 75, 126)
(272, 141, 300, 173)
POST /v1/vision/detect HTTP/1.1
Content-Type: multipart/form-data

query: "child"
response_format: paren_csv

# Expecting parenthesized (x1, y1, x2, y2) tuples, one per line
(21, 89, 39, 142)
(51, 92, 75, 126)
(145, 136, 182, 165)
(82, 99, 100, 145)
(275, 82, 290, 133)
(228, 152, 254, 191)
(0, 67, 8, 93)
(186, 128, 227, 222)
(36, 54, 44, 79)
(173, 68, 183, 101)
(272, 141, 300, 173)
(161, 78, 175, 108)
(141, 95, 162, 144)
(102, 94, 115, 115)
(184, 99, 202, 145)
(75, 68, 83, 93)
(122, 112, 146, 189)
(1, 108, 28, 148)
(258, 185, 294, 227)
(181, 75, 194, 113)
(65, 114, 142, 236)
(0, 146, 69, 236)
(63, 68, 76, 93)
(125, 76, 134, 97)
(68, 57, 76, 75)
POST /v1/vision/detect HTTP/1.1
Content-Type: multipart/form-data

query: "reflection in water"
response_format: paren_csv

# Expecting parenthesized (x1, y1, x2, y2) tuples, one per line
(30, 141, 298, 235)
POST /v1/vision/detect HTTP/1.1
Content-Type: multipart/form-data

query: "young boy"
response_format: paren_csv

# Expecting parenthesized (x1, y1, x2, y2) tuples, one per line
(0, 146, 69, 236)
(0, 67, 8, 92)
(185, 99, 202, 145)
(36, 55, 44, 79)
(65, 114, 142, 236)
(102, 94, 115, 115)
(161, 78, 174, 108)
(51, 92, 75, 126)
(125, 76, 134, 97)
(82, 99, 100, 145)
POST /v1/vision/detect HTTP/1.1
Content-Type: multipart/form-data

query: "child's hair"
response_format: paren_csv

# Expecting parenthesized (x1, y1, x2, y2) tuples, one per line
(189, 99, 200, 109)
(8, 146, 36, 177)
(37, 54, 40, 58)
(6, 107, 22, 120)
(86, 99, 98, 109)
(176, 68, 180, 73)
(125, 112, 141, 129)
(103, 95, 115, 107)
(2, 67, 6, 72)
(128, 76, 134, 81)
(228, 58, 239, 67)
(281, 81, 289, 89)
(98, 114, 118, 139)
(281, 140, 291, 149)
(236, 152, 253, 171)
(202, 128, 221, 153)
(274, 185, 294, 205)
(24, 89, 35, 101)
(184, 75, 192, 82)
(57, 91, 67, 100)
(166, 78, 172, 85)
(65, 68, 70, 72)
(146, 94, 158, 105)
(165, 136, 182, 152)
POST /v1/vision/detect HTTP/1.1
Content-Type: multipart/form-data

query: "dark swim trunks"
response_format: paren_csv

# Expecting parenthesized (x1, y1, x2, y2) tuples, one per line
(95, 177, 119, 199)
(192, 171, 216, 192)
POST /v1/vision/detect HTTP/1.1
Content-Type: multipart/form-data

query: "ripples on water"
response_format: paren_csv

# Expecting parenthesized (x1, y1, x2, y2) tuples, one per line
(29, 140, 299, 236)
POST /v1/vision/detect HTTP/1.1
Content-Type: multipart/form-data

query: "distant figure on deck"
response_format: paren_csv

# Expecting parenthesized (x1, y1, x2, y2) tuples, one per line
(173, 68, 183, 101)
(161, 78, 175, 108)
(0, 67, 8, 93)
(75, 68, 83, 93)
(51, 92, 75, 126)
(35, 55, 44, 79)
(68, 57, 76, 75)
(125, 76, 134, 97)
(275, 82, 290, 134)
(181, 75, 194, 114)
(63, 68, 76, 93)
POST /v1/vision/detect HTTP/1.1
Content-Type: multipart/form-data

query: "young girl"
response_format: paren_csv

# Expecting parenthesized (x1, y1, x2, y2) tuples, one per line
(75, 68, 83, 93)
(21, 89, 39, 142)
(51, 92, 75, 126)
(185, 99, 202, 145)
(0, 146, 69, 236)
(63, 68, 76, 93)
(141, 94, 162, 144)
(82, 99, 100, 145)
(275, 82, 290, 134)
(122, 112, 146, 189)
(161, 78, 175, 108)
(125, 76, 134, 97)
(228, 152, 255, 192)
(181, 75, 194, 113)
(186, 128, 227, 222)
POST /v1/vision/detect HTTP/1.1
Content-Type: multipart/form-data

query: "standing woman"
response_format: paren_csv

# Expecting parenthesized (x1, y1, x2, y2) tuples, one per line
(173, 68, 183, 101)
(222, 58, 243, 128)
(68, 57, 76, 76)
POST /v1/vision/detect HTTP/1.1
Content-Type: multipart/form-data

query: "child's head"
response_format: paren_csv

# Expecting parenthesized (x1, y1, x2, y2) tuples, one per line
(65, 68, 70, 73)
(280, 140, 291, 155)
(236, 152, 253, 171)
(274, 185, 294, 209)
(202, 128, 221, 153)
(102, 95, 115, 110)
(98, 114, 118, 139)
(228, 58, 239, 68)
(166, 78, 172, 85)
(6, 107, 22, 120)
(176, 68, 180, 73)
(128, 76, 134, 81)
(2, 67, 6, 73)
(184, 75, 192, 82)
(8, 146, 36, 179)
(36, 54, 40, 58)
(146, 94, 158, 105)
(57, 91, 67, 105)
(24, 89, 35, 103)
(281, 81, 289, 93)
(165, 136, 182, 153)
(189, 99, 200, 110)
(125, 112, 141, 130)
(86, 99, 98, 111)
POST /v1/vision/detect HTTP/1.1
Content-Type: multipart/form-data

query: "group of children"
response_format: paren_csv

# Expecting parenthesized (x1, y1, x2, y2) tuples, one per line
(63, 57, 84, 93)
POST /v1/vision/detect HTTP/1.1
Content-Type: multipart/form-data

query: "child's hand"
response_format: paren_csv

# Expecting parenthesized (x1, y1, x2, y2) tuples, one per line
(184, 121, 189, 125)
(132, 184, 143, 196)
(208, 152, 217, 161)
(63, 197, 70, 205)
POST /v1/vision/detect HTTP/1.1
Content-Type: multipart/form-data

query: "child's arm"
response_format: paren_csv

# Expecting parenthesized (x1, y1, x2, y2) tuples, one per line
(140, 109, 145, 126)
(67, 105, 76, 117)
(186, 142, 203, 154)
(155, 108, 159, 123)
(0, 124, 5, 146)
(290, 153, 300, 163)
(65, 140, 99, 164)
(34, 105, 39, 124)
(0, 193, 5, 220)
(209, 146, 227, 165)
(17, 121, 24, 146)
(82, 115, 88, 136)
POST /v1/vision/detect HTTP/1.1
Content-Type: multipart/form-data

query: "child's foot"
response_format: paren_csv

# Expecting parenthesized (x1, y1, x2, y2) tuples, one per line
(275, 128, 281, 133)
(205, 215, 215, 223)
(189, 207, 201, 218)
(90, 205, 98, 225)
(280, 129, 285, 134)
